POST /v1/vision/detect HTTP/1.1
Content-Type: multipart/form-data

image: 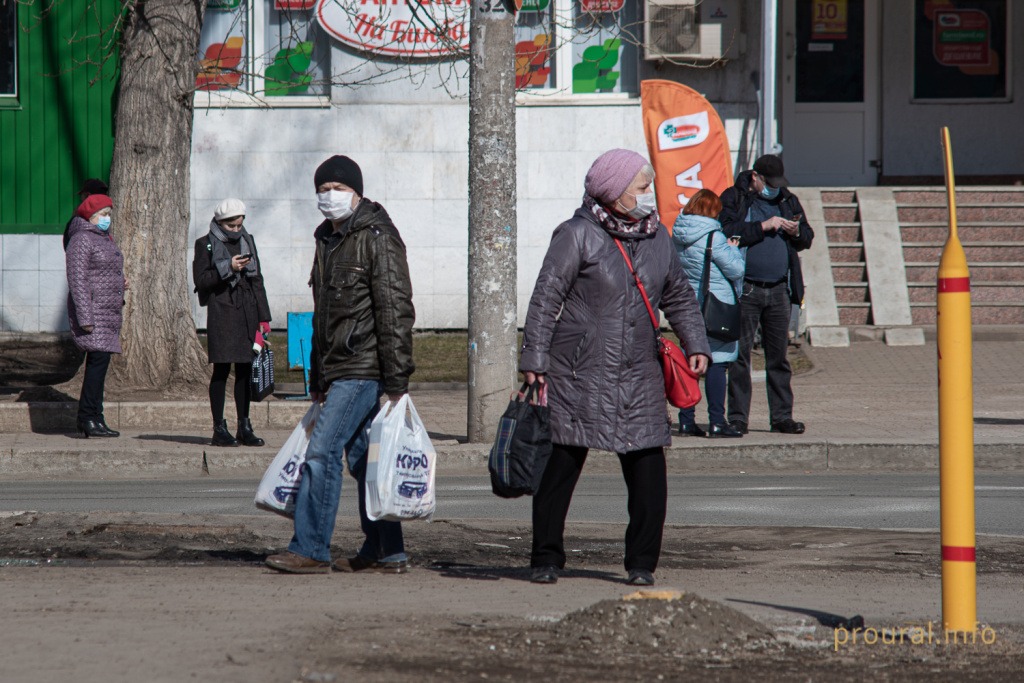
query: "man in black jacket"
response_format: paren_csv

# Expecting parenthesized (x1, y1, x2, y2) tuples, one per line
(266, 155, 416, 574)
(718, 155, 813, 435)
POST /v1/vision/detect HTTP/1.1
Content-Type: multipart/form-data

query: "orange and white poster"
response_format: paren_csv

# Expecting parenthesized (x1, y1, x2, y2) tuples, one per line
(640, 79, 733, 227)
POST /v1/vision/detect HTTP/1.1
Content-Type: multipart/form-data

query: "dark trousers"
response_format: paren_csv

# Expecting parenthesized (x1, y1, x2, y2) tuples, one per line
(532, 443, 667, 572)
(728, 281, 794, 425)
(78, 351, 111, 422)
(209, 362, 251, 424)
(679, 361, 729, 426)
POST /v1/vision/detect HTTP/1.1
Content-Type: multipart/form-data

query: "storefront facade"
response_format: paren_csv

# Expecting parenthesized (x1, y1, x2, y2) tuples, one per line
(1, 0, 1020, 332)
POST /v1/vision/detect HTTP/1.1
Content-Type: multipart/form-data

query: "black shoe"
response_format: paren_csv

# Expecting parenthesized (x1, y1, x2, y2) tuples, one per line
(679, 423, 706, 437)
(770, 419, 806, 435)
(531, 566, 558, 584)
(708, 422, 743, 438)
(627, 569, 655, 586)
(729, 420, 749, 435)
(236, 417, 265, 447)
(77, 420, 113, 438)
(211, 419, 240, 447)
(96, 420, 120, 437)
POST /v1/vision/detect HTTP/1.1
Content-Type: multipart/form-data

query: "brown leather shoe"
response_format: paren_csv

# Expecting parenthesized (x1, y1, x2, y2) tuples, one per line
(332, 555, 408, 574)
(265, 551, 330, 574)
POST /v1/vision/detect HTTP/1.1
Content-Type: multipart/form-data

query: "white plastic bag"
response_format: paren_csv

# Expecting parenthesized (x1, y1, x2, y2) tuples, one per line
(254, 403, 320, 517)
(365, 395, 436, 522)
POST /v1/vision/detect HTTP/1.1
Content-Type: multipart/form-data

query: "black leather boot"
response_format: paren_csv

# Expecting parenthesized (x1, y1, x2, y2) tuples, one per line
(236, 417, 265, 447)
(96, 419, 120, 437)
(77, 420, 112, 438)
(211, 419, 240, 447)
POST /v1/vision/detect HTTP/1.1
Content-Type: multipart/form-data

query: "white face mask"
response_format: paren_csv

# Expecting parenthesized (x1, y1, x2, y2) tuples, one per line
(317, 190, 355, 221)
(621, 191, 657, 220)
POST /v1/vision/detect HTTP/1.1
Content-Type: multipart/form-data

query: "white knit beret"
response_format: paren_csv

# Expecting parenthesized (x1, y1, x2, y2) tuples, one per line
(214, 198, 246, 221)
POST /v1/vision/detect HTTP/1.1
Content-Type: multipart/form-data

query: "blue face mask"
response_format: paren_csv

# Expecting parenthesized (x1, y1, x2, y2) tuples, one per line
(96, 216, 112, 231)
(760, 183, 780, 200)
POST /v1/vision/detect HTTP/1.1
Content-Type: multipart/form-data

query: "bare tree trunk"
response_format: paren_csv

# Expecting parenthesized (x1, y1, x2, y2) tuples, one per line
(107, 0, 208, 390)
(467, 6, 517, 442)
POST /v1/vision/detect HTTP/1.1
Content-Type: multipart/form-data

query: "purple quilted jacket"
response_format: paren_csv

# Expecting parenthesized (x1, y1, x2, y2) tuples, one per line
(65, 217, 125, 353)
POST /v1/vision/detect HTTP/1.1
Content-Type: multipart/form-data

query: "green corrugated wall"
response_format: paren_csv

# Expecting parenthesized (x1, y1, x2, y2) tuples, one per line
(0, 1, 121, 235)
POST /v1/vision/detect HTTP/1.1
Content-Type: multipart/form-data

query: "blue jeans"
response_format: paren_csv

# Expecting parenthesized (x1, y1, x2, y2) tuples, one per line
(288, 379, 406, 563)
(679, 362, 728, 426)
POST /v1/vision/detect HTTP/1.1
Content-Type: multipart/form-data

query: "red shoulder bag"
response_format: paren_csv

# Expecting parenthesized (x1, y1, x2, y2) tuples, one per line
(614, 239, 702, 409)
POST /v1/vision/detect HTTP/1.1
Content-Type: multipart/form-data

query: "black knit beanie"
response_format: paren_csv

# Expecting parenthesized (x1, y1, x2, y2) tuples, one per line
(314, 155, 363, 196)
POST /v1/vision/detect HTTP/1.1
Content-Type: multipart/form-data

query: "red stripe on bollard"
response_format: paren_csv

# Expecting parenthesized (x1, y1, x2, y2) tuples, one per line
(939, 277, 970, 293)
(942, 545, 976, 562)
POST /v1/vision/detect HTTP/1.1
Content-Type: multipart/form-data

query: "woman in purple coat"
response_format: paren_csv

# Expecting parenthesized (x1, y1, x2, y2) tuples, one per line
(65, 194, 126, 438)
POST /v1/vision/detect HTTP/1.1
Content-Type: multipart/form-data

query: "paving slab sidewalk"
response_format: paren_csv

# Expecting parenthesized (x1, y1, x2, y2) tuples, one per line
(1, 341, 1022, 479)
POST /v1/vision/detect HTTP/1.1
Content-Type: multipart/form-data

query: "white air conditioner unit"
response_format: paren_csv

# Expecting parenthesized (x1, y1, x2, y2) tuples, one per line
(644, 0, 742, 62)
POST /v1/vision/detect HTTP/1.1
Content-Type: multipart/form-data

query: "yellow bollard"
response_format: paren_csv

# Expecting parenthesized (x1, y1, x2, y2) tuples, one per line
(937, 126, 977, 633)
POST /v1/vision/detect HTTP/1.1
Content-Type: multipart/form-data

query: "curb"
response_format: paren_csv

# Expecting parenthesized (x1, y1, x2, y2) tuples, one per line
(2, 441, 1022, 479)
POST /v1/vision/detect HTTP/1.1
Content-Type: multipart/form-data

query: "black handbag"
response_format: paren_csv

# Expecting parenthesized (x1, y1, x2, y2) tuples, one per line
(488, 381, 552, 499)
(251, 347, 275, 402)
(699, 233, 742, 342)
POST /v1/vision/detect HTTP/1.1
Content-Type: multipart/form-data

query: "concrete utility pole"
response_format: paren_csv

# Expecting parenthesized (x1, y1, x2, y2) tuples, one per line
(467, 4, 518, 443)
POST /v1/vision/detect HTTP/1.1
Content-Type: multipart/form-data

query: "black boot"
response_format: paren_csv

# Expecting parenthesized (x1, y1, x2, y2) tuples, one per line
(236, 417, 265, 447)
(96, 419, 120, 437)
(211, 419, 240, 447)
(77, 420, 112, 438)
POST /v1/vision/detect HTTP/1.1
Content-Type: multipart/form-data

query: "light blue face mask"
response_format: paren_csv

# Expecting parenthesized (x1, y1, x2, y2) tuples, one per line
(760, 183, 780, 200)
(96, 216, 112, 231)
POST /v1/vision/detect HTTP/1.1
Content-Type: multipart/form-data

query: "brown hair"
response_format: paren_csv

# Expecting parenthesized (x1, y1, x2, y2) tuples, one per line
(682, 189, 723, 219)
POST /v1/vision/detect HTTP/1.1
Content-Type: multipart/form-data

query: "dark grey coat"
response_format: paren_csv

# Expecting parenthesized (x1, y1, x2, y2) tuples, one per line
(193, 234, 272, 364)
(520, 207, 712, 454)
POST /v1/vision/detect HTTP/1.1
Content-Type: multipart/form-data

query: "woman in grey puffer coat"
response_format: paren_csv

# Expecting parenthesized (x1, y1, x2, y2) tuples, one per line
(520, 149, 711, 587)
(65, 194, 126, 438)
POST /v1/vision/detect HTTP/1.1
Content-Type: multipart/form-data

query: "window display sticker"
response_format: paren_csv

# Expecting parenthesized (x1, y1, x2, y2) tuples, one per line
(932, 9, 990, 67)
(811, 0, 847, 40)
(581, 0, 625, 12)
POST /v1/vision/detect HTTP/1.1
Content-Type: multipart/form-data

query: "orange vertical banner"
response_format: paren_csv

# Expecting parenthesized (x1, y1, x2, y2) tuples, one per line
(641, 79, 734, 227)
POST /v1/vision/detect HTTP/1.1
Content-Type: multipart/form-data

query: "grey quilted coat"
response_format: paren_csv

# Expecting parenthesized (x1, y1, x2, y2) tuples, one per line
(65, 217, 124, 354)
(520, 207, 712, 454)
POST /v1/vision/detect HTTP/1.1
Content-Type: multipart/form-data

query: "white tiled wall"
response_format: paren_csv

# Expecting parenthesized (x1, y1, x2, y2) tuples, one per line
(0, 235, 69, 332)
(8, 102, 754, 333)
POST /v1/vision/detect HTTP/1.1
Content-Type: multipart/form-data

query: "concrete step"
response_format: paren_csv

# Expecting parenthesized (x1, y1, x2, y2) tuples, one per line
(827, 244, 865, 263)
(900, 223, 1024, 241)
(904, 263, 1024, 282)
(823, 204, 859, 222)
(831, 263, 868, 282)
(825, 223, 862, 242)
(834, 283, 870, 303)
(894, 189, 1024, 203)
(821, 190, 857, 203)
(911, 304, 1024, 325)
(907, 281, 1024, 303)
(838, 305, 871, 326)
(902, 243, 1024, 262)
(897, 204, 1024, 222)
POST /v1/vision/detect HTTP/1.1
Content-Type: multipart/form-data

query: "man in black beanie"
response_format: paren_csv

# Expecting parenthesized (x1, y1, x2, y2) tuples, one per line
(266, 155, 416, 575)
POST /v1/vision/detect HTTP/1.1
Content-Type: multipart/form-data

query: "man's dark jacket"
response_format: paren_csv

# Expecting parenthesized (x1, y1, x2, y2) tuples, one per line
(308, 199, 415, 395)
(717, 170, 814, 304)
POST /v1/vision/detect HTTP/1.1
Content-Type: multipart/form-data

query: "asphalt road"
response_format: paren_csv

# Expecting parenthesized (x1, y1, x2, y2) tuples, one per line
(2, 473, 1023, 536)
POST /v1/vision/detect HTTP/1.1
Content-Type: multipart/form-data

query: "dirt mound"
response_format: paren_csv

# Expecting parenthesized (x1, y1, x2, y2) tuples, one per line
(556, 590, 773, 654)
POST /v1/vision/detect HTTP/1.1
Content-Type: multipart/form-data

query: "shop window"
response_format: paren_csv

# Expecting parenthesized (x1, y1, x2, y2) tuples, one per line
(197, 0, 331, 103)
(912, 0, 1009, 102)
(515, 0, 639, 97)
(0, 0, 16, 98)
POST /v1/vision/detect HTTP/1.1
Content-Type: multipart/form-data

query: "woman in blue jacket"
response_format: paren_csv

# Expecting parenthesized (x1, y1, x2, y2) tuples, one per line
(673, 190, 746, 438)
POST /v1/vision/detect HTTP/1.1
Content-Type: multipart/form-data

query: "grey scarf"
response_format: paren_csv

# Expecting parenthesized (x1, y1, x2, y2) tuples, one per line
(209, 220, 257, 287)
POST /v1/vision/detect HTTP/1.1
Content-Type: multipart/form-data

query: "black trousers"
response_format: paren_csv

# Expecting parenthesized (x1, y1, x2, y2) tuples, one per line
(209, 362, 251, 424)
(728, 281, 795, 425)
(78, 351, 112, 422)
(532, 443, 667, 572)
